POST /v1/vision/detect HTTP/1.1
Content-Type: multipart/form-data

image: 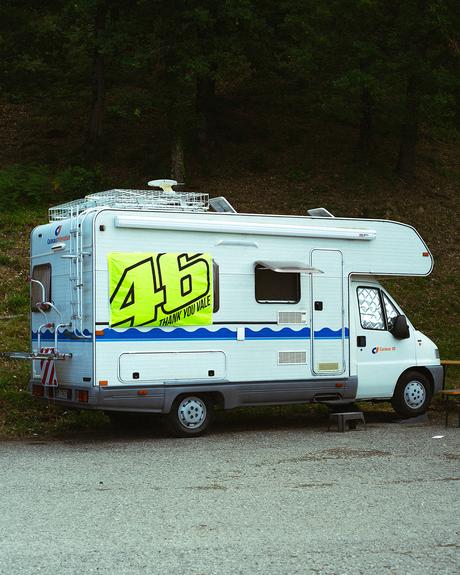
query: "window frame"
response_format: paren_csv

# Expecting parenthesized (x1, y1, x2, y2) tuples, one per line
(31, 263, 52, 312)
(254, 264, 301, 304)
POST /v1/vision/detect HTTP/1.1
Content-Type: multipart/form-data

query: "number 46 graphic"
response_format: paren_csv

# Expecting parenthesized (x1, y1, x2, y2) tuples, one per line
(108, 252, 213, 327)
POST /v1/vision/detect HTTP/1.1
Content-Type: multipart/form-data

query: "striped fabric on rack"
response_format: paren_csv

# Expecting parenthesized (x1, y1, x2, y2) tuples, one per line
(40, 348, 58, 387)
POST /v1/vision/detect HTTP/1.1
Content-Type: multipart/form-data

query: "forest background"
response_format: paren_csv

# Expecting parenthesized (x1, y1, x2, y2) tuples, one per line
(0, 0, 458, 436)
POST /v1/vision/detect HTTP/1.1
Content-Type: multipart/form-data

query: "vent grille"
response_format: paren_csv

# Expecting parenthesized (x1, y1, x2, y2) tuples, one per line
(278, 351, 307, 365)
(278, 311, 307, 324)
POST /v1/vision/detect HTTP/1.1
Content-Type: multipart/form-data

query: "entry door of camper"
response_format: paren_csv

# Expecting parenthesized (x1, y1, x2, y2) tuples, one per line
(310, 250, 346, 376)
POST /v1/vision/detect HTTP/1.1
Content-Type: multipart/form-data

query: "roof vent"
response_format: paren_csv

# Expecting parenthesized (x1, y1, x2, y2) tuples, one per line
(307, 207, 334, 218)
(209, 196, 237, 213)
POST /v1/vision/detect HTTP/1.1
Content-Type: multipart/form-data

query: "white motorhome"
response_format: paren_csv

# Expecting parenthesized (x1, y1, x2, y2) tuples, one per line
(7, 180, 442, 436)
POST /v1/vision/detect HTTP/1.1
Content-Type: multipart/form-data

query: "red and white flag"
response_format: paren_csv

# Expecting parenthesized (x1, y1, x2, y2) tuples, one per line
(40, 348, 58, 387)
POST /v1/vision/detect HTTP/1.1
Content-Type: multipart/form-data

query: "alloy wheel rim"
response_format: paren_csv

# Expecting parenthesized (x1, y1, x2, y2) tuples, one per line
(404, 380, 426, 409)
(178, 397, 206, 429)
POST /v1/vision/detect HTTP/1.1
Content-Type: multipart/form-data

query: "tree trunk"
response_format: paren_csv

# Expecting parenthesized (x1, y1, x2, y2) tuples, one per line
(87, 2, 107, 145)
(170, 132, 186, 183)
(196, 75, 216, 148)
(395, 75, 420, 178)
(355, 85, 374, 161)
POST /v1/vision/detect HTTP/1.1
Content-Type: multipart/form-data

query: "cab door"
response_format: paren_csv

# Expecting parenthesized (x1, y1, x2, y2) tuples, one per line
(354, 285, 415, 398)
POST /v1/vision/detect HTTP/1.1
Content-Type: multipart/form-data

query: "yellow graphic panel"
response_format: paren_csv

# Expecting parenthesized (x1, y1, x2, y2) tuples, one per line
(109, 252, 213, 327)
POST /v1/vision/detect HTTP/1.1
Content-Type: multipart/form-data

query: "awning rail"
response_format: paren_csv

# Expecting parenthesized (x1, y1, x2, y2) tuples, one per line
(256, 261, 323, 274)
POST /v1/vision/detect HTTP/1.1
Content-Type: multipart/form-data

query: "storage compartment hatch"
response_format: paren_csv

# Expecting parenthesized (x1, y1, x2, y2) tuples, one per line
(119, 351, 226, 383)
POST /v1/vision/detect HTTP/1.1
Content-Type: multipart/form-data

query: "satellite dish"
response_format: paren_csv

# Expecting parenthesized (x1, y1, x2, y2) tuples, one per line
(147, 179, 178, 193)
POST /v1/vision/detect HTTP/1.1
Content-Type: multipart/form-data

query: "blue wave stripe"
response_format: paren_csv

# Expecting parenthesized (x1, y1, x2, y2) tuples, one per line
(32, 327, 350, 342)
(92, 326, 349, 341)
(313, 327, 350, 339)
(32, 329, 92, 342)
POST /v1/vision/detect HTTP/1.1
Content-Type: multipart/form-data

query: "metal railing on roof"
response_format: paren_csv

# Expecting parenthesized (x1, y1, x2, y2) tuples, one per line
(49, 188, 210, 222)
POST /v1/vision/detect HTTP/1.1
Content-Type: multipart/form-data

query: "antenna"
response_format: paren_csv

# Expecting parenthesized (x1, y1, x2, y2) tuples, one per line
(147, 179, 178, 194)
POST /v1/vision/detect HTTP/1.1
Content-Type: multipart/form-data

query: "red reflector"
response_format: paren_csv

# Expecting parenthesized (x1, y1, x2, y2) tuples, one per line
(137, 390, 148, 396)
(335, 383, 344, 388)
(422, 252, 429, 257)
(77, 390, 89, 402)
(32, 384, 45, 397)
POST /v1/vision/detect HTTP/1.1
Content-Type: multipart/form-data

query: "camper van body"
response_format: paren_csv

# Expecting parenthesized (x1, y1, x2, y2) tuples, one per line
(23, 186, 442, 434)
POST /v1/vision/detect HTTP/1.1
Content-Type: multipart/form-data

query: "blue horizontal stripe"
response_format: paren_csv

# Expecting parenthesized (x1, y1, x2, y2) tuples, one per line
(93, 326, 349, 342)
(32, 326, 350, 343)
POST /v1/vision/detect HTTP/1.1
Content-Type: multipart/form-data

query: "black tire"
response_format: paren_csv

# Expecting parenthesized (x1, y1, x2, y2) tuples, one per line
(167, 395, 213, 437)
(391, 370, 432, 417)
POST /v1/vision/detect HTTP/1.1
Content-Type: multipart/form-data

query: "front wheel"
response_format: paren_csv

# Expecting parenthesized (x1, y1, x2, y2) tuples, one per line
(167, 395, 213, 437)
(391, 371, 432, 417)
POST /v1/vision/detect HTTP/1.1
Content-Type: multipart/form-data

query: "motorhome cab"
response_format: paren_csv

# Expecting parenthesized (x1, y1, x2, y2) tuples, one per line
(8, 180, 442, 436)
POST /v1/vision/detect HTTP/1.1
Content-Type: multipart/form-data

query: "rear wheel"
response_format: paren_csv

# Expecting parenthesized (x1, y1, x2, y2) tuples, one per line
(391, 371, 432, 417)
(167, 395, 213, 437)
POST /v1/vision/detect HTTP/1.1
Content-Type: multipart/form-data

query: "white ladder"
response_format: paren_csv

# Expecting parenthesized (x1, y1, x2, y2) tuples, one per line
(65, 206, 91, 338)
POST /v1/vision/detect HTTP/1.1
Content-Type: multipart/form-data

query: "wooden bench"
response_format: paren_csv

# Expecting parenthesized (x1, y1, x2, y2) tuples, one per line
(439, 360, 460, 427)
(439, 390, 460, 427)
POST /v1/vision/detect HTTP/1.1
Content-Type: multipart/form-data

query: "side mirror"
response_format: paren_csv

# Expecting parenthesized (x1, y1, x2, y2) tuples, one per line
(390, 315, 410, 339)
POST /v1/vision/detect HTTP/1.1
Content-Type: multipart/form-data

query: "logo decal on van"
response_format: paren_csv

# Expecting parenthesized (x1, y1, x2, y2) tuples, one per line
(372, 346, 396, 354)
(47, 225, 70, 244)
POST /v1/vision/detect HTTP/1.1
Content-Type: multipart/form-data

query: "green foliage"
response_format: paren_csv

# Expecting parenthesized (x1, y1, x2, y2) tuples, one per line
(6, 289, 29, 314)
(0, 165, 104, 207)
(0, 165, 51, 207)
(53, 166, 104, 200)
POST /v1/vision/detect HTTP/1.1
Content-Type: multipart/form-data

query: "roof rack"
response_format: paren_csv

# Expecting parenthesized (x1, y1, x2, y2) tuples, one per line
(49, 182, 209, 222)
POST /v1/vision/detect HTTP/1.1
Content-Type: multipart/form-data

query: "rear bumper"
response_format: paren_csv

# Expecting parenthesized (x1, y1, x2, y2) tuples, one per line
(426, 365, 444, 394)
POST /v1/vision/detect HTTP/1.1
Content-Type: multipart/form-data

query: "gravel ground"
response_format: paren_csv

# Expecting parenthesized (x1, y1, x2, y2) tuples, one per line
(0, 411, 459, 575)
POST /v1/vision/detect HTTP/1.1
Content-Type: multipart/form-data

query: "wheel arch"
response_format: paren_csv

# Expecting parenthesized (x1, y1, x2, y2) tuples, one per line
(394, 366, 434, 397)
(164, 389, 225, 413)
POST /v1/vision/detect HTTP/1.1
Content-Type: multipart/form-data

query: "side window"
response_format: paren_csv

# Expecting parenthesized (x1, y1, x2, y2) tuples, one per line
(213, 260, 219, 313)
(357, 287, 385, 330)
(382, 292, 398, 330)
(31, 264, 51, 311)
(255, 265, 300, 304)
